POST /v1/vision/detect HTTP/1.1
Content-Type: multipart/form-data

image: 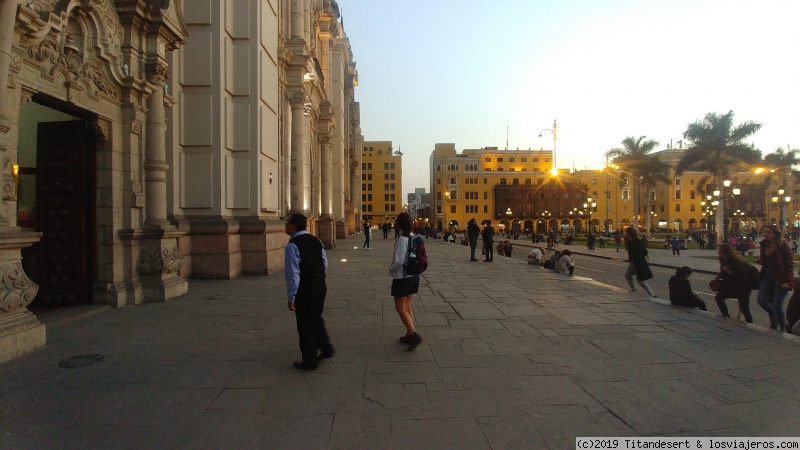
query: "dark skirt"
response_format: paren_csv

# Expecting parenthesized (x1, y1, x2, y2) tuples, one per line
(391, 276, 420, 297)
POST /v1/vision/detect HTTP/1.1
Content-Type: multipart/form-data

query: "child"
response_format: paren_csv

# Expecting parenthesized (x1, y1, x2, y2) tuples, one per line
(668, 266, 707, 310)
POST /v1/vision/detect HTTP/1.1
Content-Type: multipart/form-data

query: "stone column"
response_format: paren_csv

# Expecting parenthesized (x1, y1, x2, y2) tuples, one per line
(129, 63, 187, 302)
(291, 0, 304, 38)
(144, 63, 170, 228)
(317, 136, 335, 248)
(288, 93, 310, 214)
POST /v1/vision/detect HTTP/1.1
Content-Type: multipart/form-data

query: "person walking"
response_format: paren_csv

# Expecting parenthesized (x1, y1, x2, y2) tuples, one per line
(614, 232, 621, 252)
(467, 218, 480, 261)
(670, 236, 681, 256)
(623, 227, 657, 297)
(362, 217, 371, 249)
(382, 221, 390, 239)
(756, 225, 794, 331)
(482, 221, 495, 262)
(713, 243, 754, 323)
(284, 213, 335, 371)
(390, 212, 423, 351)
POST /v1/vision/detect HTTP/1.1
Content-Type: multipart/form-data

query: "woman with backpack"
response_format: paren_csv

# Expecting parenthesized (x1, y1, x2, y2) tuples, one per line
(756, 225, 794, 331)
(389, 212, 423, 350)
(713, 243, 754, 323)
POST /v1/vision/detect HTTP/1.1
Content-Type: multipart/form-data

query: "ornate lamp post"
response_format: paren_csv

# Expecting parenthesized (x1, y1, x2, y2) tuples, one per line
(538, 119, 559, 177)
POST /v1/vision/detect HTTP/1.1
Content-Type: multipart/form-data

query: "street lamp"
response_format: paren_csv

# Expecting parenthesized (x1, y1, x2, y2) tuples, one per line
(538, 119, 559, 176)
(443, 191, 450, 231)
(506, 207, 512, 234)
(772, 188, 791, 233)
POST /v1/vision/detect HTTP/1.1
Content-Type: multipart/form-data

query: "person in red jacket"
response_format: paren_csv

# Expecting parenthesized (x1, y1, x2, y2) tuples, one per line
(756, 225, 794, 331)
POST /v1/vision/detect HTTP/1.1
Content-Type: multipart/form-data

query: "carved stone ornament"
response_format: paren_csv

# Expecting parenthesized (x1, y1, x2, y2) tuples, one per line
(136, 245, 181, 277)
(162, 245, 180, 274)
(286, 93, 308, 107)
(0, 261, 39, 313)
(146, 62, 171, 85)
(136, 247, 164, 277)
(18, 0, 125, 99)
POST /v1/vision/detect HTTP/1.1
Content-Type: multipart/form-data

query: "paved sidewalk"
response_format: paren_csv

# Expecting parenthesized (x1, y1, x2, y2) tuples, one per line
(1, 235, 799, 449)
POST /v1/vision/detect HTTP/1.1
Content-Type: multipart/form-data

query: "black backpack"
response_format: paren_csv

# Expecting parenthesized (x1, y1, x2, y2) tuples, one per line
(404, 236, 428, 275)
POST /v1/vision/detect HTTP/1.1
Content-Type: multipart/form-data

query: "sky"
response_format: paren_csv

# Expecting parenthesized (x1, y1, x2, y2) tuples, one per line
(341, 0, 800, 199)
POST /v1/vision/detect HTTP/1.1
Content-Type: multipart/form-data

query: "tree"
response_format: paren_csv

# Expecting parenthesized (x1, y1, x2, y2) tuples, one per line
(637, 157, 672, 235)
(605, 136, 661, 233)
(676, 111, 762, 243)
(764, 147, 800, 187)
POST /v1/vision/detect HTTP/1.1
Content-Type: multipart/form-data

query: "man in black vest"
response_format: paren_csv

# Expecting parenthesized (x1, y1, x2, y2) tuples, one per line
(284, 213, 335, 371)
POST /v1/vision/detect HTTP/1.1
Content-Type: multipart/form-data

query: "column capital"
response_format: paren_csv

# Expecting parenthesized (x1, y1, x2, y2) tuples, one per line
(146, 61, 170, 85)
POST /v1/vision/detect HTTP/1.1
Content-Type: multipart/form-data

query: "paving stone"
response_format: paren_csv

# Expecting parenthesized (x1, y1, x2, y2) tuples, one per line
(4, 237, 800, 448)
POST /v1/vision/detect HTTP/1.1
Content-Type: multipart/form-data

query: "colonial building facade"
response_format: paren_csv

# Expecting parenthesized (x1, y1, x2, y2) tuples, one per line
(430, 144, 797, 236)
(361, 140, 402, 223)
(0, 0, 361, 362)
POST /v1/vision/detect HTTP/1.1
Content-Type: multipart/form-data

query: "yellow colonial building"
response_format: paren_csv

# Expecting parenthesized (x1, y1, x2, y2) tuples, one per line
(429, 144, 799, 236)
(362, 141, 403, 223)
(430, 143, 587, 232)
(560, 148, 798, 235)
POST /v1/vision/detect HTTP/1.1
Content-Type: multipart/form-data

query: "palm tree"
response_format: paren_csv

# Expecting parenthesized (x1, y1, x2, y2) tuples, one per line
(676, 111, 762, 244)
(764, 147, 800, 186)
(637, 157, 672, 236)
(763, 147, 800, 230)
(605, 136, 661, 232)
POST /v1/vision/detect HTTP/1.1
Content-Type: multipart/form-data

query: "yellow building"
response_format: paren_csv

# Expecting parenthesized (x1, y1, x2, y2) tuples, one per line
(429, 143, 560, 231)
(362, 141, 403, 223)
(429, 143, 799, 236)
(571, 148, 799, 235)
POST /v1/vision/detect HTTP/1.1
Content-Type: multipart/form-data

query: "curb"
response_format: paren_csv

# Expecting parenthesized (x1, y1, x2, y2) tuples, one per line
(509, 240, 720, 276)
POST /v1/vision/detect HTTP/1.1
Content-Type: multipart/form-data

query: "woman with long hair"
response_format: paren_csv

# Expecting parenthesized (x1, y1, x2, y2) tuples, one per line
(389, 212, 423, 350)
(714, 243, 753, 323)
(623, 227, 657, 297)
(756, 225, 794, 331)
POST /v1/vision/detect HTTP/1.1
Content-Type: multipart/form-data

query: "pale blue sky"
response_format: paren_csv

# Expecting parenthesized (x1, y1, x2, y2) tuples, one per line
(342, 0, 800, 198)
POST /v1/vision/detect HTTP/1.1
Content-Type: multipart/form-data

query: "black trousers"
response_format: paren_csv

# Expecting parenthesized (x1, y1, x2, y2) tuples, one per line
(469, 236, 478, 260)
(294, 284, 332, 364)
(715, 290, 753, 323)
(484, 241, 494, 261)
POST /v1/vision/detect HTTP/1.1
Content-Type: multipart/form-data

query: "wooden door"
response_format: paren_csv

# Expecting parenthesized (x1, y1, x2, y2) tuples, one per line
(27, 120, 96, 307)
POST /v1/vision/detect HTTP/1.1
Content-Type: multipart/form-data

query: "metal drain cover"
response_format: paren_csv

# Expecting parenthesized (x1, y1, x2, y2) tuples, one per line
(58, 354, 104, 369)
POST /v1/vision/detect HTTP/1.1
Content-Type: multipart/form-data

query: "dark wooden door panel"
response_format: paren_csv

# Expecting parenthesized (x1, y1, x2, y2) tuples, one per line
(30, 120, 95, 306)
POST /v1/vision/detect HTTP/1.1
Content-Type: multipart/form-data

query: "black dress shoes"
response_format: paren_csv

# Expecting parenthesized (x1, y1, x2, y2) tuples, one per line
(316, 347, 336, 360)
(293, 361, 318, 371)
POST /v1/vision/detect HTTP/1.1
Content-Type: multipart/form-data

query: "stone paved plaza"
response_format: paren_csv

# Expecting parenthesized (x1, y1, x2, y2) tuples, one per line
(1, 236, 799, 449)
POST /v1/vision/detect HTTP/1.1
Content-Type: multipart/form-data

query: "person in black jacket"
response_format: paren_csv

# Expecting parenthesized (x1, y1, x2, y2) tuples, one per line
(668, 266, 707, 310)
(467, 218, 480, 261)
(284, 213, 335, 371)
(481, 221, 495, 262)
(714, 243, 753, 322)
(623, 227, 657, 297)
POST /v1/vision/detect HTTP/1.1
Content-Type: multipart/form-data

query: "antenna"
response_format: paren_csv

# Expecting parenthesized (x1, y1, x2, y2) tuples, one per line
(506, 126, 508, 151)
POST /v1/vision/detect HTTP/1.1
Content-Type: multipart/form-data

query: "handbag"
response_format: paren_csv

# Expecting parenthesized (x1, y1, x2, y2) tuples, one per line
(481, 245, 486, 255)
(709, 277, 721, 292)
